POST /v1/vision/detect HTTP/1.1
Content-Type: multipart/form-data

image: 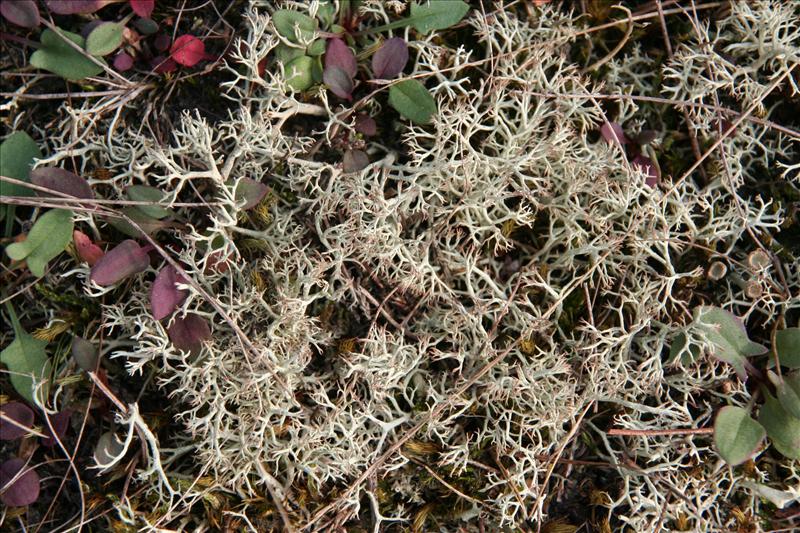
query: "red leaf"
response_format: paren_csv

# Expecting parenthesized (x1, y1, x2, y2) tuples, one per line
(323, 66, 353, 100)
(0, 403, 35, 441)
(150, 264, 188, 320)
(0, 459, 39, 507)
(170, 35, 205, 67)
(41, 410, 71, 448)
(600, 121, 628, 145)
(234, 178, 268, 210)
(130, 0, 153, 18)
(631, 154, 660, 188)
(354, 114, 377, 136)
(73, 230, 104, 266)
(372, 37, 408, 80)
(46, 0, 114, 15)
(30, 167, 93, 199)
(325, 38, 356, 78)
(204, 249, 229, 274)
(90, 239, 150, 286)
(0, 0, 40, 28)
(167, 313, 211, 354)
(113, 52, 134, 72)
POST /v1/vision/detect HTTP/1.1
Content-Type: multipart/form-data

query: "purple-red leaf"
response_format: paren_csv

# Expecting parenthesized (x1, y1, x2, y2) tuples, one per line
(1, 0, 40, 28)
(325, 38, 356, 78)
(150, 265, 188, 320)
(73, 230, 104, 266)
(90, 239, 150, 286)
(130, 0, 154, 18)
(0, 403, 35, 441)
(600, 121, 628, 145)
(343, 149, 369, 173)
(372, 37, 408, 79)
(323, 66, 353, 100)
(354, 114, 377, 136)
(170, 34, 205, 67)
(41, 410, 71, 448)
(46, 0, 114, 15)
(150, 55, 177, 74)
(113, 52, 134, 72)
(30, 167, 93, 199)
(0, 459, 40, 507)
(631, 154, 660, 188)
(153, 33, 171, 52)
(234, 178, 268, 210)
(167, 313, 211, 354)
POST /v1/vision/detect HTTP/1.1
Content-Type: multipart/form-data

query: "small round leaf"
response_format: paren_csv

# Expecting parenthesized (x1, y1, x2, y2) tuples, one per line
(388, 79, 436, 124)
(86, 22, 124, 56)
(0, 459, 40, 507)
(714, 406, 765, 466)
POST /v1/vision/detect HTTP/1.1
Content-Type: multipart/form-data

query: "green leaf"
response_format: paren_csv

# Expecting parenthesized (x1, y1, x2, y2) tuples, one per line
(5, 209, 74, 277)
(273, 9, 316, 43)
(0, 306, 51, 404)
(125, 185, 172, 219)
(0, 131, 42, 198)
(285, 55, 315, 91)
(691, 306, 767, 379)
(389, 79, 436, 124)
(307, 38, 326, 56)
(714, 406, 766, 465)
(30, 28, 105, 81)
(275, 43, 305, 64)
(85, 22, 123, 56)
(316, 0, 336, 27)
(758, 392, 800, 460)
(106, 207, 170, 238)
(775, 328, 800, 368)
(408, 1, 470, 34)
(668, 331, 701, 365)
(771, 371, 800, 419)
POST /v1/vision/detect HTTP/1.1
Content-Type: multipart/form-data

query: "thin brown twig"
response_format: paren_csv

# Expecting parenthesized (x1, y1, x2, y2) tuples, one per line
(607, 427, 713, 437)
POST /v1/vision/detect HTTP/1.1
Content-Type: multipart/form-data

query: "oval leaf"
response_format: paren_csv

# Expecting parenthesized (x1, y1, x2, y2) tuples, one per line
(94, 431, 125, 469)
(170, 34, 205, 67)
(691, 306, 767, 379)
(30, 167, 93, 199)
(113, 52, 134, 71)
(71, 335, 99, 371)
(354, 114, 377, 136)
(5, 209, 74, 278)
(0, 131, 42, 198)
(0, 317, 51, 404)
(773, 371, 800, 419)
(0, 402, 35, 441)
(73, 230, 104, 266)
(372, 37, 408, 79)
(343, 149, 369, 174)
(46, 0, 110, 15)
(273, 9, 316, 43)
(714, 406, 765, 465)
(0, 459, 40, 507)
(325, 38, 356, 78)
(388, 79, 436, 124)
(86, 22, 124, 56)
(167, 313, 211, 355)
(758, 393, 800, 460)
(125, 185, 172, 219)
(776, 328, 800, 369)
(30, 28, 106, 81)
(106, 207, 171, 237)
(600, 121, 628, 145)
(0, 0, 40, 28)
(408, 0, 470, 34)
(134, 17, 159, 35)
(285, 55, 314, 91)
(41, 410, 71, 448)
(323, 66, 353, 100)
(234, 178, 268, 210)
(90, 239, 150, 286)
(130, 0, 154, 18)
(150, 265, 189, 320)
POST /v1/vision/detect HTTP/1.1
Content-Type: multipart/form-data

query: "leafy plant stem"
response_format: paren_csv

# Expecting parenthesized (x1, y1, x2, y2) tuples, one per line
(4, 300, 23, 337)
